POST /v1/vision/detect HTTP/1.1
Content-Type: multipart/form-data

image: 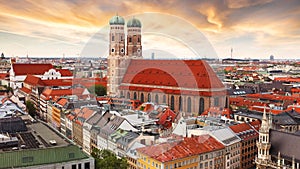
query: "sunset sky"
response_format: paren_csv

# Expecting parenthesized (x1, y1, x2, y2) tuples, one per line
(0, 0, 299, 59)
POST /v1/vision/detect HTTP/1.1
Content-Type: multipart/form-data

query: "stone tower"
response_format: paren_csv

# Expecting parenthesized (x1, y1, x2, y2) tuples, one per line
(107, 15, 143, 97)
(126, 18, 142, 57)
(256, 107, 272, 169)
(107, 15, 126, 96)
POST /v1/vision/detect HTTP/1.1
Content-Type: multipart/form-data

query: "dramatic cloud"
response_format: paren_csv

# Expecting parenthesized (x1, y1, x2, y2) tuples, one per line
(0, 0, 299, 59)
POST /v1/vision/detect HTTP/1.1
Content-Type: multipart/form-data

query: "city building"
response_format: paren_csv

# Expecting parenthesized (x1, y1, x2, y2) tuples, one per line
(0, 144, 94, 169)
(229, 121, 260, 168)
(9, 63, 72, 90)
(106, 15, 226, 115)
(255, 108, 300, 169)
(136, 135, 225, 169)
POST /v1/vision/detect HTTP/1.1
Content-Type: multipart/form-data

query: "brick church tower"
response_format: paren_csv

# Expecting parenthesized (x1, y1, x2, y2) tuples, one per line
(107, 15, 143, 96)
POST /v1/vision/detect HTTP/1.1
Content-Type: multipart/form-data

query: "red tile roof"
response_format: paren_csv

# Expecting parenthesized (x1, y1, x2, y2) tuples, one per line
(24, 74, 44, 86)
(56, 69, 73, 76)
(274, 77, 300, 83)
(201, 107, 233, 118)
(137, 135, 224, 162)
(12, 63, 53, 75)
(41, 87, 86, 101)
(0, 73, 8, 79)
(56, 98, 68, 106)
(42, 79, 73, 86)
(121, 60, 225, 96)
(73, 78, 107, 88)
(156, 108, 177, 129)
(229, 122, 259, 141)
(19, 87, 31, 94)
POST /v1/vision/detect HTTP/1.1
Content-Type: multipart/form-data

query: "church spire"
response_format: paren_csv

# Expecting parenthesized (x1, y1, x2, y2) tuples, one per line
(260, 106, 270, 133)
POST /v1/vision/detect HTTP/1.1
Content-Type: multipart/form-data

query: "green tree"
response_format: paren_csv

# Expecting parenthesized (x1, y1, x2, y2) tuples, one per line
(26, 100, 36, 117)
(3, 85, 13, 94)
(91, 149, 128, 169)
(88, 84, 107, 96)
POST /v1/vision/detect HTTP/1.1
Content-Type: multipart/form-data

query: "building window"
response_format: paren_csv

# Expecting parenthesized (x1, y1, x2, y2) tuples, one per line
(214, 97, 219, 106)
(179, 96, 182, 111)
(134, 92, 137, 100)
(111, 48, 115, 53)
(187, 97, 192, 113)
(78, 164, 82, 169)
(199, 97, 204, 115)
(121, 48, 124, 53)
(170, 95, 175, 110)
(141, 93, 144, 103)
(72, 164, 76, 169)
(163, 95, 166, 103)
(112, 35, 115, 41)
(69, 153, 75, 158)
(129, 37, 132, 43)
(148, 93, 151, 102)
(155, 94, 159, 103)
(138, 37, 140, 42)
(84, 162, 90, 169)
(127, 92, 130, 99)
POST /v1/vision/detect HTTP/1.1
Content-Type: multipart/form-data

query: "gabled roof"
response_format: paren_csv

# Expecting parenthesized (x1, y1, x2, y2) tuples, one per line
(56, 69, 73, 76)
(24, 74, 44, 86)
(205, 127, 241, 145)
(229, 122, 259, 141)
(41, 88, 86, 101)
(42, 79, 73, 86)
(121, 60, 225, 96)
(0, 73, 9, 79)
(74, 107, 95, 126)
(201, 107, 232, 118)
(19, 87, 31, 94)
(56, 98, 68, 107)
(12, 63, 53, 75)
(137, 135, 224, 162)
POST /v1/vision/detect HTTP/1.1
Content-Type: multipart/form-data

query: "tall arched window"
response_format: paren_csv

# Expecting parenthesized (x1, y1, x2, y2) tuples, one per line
(163, 95, 166, 104)
(171, 96, 175, 111)
(155, 94, 159, 104)
(199, 97, 205, 115)
(179, 96, 182, 111)
(133, 92, 137, 100)
(214, 97, 219, 106)
(140, 93, 144, 103)
(147, 93, 151, 102)
(187, 97, 192, 113)
(127, 92, 130, 99)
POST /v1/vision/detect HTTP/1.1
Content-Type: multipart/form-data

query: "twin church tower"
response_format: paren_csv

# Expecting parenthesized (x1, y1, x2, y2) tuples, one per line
(107, 15, 143, 96)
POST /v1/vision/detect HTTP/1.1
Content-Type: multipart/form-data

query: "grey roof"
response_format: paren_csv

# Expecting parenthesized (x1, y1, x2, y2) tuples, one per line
(100, 115, 125, 138)
(126, 141, 145, 159)
(227, 88, 254, 95)
(270, 130, 300, 162)
(116, 131, 139, 148)
(273, 112, 298, 125)
(0, 117, 27, 133)
(204, 126, 241, 146)
(85, 111, 103, 125)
